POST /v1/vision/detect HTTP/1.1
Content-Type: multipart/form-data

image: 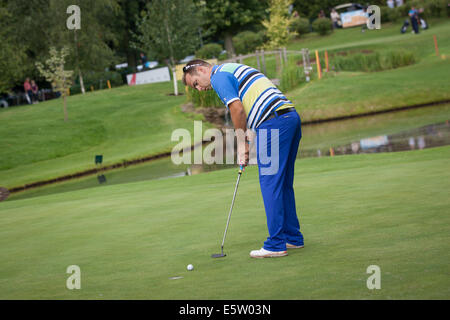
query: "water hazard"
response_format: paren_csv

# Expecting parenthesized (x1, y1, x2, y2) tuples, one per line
(300, 121, 450, 158)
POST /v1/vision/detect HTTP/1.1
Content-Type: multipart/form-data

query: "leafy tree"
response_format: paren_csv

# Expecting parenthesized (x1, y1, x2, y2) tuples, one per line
(263, 0, 296, 49)
(5, 0, 119, 93)
(134, 0, 201, 95)
(112, 0, 148, 71)
(195, 0, 269, 57)
(36, 47, 73, 121)
(134, 0, 201, 66)
(0, 3, 27, 93)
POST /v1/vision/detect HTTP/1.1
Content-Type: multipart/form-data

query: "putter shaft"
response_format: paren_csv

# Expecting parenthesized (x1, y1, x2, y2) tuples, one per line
(220, 170, 242, 249)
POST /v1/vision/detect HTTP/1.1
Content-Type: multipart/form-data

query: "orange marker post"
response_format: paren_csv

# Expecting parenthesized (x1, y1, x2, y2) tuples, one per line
(433, 35, 439, 56)
(325, 51, 329, 72)
(315, 50, 322, 79)
(329, 147, 334, 157)
(107, 80, 111, 89)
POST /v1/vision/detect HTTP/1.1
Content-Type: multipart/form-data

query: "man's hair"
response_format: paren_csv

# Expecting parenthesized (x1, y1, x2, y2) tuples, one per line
(182, 59, 211, 85)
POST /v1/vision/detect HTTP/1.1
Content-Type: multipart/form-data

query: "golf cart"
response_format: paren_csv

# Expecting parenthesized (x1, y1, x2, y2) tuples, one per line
(333, 3, 367, 28)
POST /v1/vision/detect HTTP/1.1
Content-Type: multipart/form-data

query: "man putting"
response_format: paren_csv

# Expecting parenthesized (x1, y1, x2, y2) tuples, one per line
(183, 60, 304, 258)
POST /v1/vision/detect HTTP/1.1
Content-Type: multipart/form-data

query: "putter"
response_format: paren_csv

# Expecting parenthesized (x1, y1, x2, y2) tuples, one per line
(211, 165, 244, 258)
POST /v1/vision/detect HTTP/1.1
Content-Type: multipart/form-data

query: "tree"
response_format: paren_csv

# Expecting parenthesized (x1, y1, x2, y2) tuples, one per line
(113, 0, 148, 72)
(0, 3, 27, 93)
(36, 47, 73, 122)
(263, 0, 296, 49)
(196, 0, 268, 57)
(5, 0, 119, 92)
(134, 0, 201, 95)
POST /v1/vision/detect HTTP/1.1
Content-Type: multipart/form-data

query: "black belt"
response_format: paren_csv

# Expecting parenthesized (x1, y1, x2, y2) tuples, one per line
(263, 107, 296, 123)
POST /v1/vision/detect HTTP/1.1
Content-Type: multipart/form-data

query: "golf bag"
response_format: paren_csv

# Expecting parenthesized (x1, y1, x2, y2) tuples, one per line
(420, 18, 428, 30)
(401, 19, 409, 33)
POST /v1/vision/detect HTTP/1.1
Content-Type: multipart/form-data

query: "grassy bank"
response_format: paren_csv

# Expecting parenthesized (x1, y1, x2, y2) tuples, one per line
(0, 146, 449, 299)
(290, 58, 450, 122)
(0, 81, 211, 188)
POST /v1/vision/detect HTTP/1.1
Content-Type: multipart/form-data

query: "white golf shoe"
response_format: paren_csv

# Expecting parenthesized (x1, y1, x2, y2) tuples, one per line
(249, 248, 288, 259)
(286, 243, 304, 249)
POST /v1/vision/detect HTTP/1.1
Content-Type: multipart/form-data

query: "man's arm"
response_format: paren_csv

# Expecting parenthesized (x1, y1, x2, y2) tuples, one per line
(228, 100, 250, 166)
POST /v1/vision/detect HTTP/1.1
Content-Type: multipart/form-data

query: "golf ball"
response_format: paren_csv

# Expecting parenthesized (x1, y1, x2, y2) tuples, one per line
(187, 264, 194, 271)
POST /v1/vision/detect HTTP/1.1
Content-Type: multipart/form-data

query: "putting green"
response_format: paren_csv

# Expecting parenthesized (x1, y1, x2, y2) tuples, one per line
(1, 146, 449, 299)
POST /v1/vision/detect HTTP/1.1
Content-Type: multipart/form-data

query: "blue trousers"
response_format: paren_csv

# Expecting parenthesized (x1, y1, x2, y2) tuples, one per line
(256, 109, 304, 251)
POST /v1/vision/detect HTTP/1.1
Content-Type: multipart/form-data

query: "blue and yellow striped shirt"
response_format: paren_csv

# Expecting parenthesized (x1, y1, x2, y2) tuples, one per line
(210, 63, 293, 130)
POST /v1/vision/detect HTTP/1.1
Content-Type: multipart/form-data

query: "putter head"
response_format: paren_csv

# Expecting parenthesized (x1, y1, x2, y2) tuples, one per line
(211, 246, 226, 258)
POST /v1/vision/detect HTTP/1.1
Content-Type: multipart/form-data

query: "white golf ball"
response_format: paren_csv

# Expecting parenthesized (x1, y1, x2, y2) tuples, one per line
(187, 264, 194, 271)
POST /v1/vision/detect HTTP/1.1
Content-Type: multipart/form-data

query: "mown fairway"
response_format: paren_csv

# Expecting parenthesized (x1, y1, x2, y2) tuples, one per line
(0, 146, 449, 299)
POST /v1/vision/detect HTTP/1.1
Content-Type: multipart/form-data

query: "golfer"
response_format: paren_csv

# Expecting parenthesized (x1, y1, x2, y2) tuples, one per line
(183, 60, 304, 258)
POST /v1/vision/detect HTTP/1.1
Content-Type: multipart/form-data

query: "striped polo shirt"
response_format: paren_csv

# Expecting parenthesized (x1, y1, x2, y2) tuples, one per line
(210, 63, 293, 130)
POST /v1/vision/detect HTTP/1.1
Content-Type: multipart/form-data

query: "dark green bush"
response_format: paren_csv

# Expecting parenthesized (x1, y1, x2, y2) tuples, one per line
(379, 6, 392, 23)
(232, 31, 264, 55)
(195, 43, 223, 59)
(395, 4, 410, 18)
(289, 17, 311, 37)
(387, 6, 401, 22)
(312, 18, 333, 36)
(409, 0, 449, 18)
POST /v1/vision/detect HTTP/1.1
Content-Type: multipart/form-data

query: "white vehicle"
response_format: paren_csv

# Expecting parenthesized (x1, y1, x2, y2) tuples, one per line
(333, 3, 367, 28)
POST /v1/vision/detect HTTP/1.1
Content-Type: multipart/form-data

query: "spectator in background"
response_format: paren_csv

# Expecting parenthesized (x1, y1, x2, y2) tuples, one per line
(387, 0, 395, 8)
(140, 52, 149, 69)
(31, 80, 39, 104)
(292, 10, 299, 18)
(395, 0, 404, 6)
(318, 10, 325, 18)
(330, 9, 341, 28)
(23, 78, 32, 104)
(409, 6, 419, 34)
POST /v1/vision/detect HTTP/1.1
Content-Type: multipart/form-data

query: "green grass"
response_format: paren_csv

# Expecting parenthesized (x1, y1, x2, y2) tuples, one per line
(0, 146, 449, 299)
(0, 81, 212, 188)
(289, 58, 450, 122)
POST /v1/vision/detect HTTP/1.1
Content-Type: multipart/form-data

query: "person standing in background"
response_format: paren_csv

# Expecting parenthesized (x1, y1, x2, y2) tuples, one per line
(409, 6, 420, 34)
(31, 80, 39, 104)
(23, 78, 32, 104)
(330, 9, 341, 29)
